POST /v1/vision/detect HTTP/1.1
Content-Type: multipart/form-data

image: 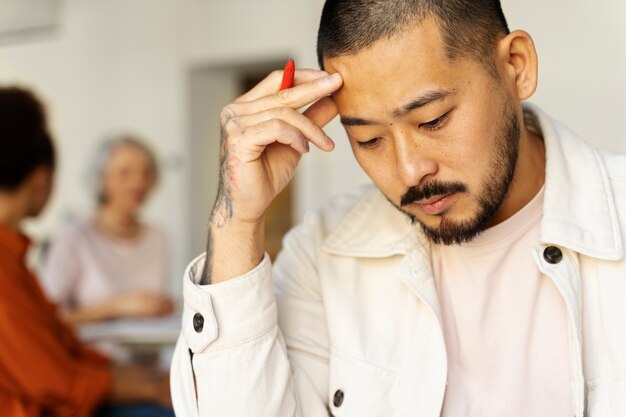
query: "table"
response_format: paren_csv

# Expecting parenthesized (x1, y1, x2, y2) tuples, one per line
(78, 314, 181, 369)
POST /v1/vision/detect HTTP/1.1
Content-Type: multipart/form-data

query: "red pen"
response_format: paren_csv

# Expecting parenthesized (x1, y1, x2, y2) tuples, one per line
(279, 59, 295, 91)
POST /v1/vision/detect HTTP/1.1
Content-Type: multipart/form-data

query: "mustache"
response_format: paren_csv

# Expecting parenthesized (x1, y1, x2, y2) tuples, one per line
(400, 181, 467, 207)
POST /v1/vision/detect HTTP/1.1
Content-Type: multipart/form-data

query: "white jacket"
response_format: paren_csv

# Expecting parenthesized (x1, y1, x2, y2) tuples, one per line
(171, 105, 626, 417)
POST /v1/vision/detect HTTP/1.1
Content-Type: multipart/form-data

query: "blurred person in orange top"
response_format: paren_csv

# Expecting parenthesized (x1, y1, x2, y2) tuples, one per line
(40, 135, 173, 328)
(0, 86, 173, 417)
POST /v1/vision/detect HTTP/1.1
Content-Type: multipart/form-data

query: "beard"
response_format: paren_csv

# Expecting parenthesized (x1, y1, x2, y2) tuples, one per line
(396, 103, 521, 245)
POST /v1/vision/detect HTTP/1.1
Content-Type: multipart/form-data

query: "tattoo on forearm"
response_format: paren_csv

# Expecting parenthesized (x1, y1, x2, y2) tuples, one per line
(200, 110, 237, 285)
(213, 129, 234, 227)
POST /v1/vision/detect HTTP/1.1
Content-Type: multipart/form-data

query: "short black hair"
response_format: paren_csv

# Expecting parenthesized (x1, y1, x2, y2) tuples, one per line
(0, 87, 55, 191)
(317, 0, 510, 77)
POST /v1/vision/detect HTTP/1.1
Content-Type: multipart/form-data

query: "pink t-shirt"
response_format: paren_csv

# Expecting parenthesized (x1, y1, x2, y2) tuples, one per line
(431, 187, 572, 417)
(40, 219, 169, 310)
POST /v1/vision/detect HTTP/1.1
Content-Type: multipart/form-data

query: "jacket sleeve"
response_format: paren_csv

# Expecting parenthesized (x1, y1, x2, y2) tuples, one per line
(0, 303, 112, 417)
(170, 217, 330, 417)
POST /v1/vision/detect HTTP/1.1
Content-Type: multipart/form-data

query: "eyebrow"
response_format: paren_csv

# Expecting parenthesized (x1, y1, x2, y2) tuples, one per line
(340, 89, 454, 127)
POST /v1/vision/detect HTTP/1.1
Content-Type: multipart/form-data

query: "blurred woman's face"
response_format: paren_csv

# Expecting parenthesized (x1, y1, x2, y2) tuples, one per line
(101, 145, 156, 215)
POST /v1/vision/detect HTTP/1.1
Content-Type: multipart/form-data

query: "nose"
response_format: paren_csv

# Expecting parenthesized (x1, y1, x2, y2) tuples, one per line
(393, 132, 438, 188)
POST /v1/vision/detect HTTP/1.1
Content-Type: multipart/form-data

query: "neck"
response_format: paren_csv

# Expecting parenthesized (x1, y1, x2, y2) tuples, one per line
(0, 193, 28, 231)
(488, 125, 546, 227)
(96, 204, 141, 238)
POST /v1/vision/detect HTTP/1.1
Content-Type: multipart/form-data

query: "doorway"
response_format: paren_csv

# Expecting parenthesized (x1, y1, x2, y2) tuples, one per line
(188, 59, 294, 260)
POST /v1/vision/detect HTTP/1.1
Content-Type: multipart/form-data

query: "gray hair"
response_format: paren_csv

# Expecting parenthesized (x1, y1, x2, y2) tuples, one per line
(90, 134, 159, 206)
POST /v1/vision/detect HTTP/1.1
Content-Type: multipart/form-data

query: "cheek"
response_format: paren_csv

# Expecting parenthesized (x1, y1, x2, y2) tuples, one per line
(352, 146, 402, 195)
(104, 175, 127, 197)
(443, 112, 499, 187)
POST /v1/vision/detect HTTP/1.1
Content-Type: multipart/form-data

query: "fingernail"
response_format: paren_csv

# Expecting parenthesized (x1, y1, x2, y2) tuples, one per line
(326, 136, 335, 150)
(328, 73, 341, 83)
(304, 140, 310, 152)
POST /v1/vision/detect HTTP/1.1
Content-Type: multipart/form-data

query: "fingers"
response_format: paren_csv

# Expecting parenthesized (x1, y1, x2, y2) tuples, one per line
(220, 70, 342, 163)
(242, 119, 311, 155)
(253, 72, 343, 113)
(303, 96, 339, 129)
(226, 107, 335, 151)
(153, 295, 174, 315)
(223, 73, 342, 126)
(236, 69, 329, 103)
(126, 292, 174, 316)
(161, 298, 175, 315)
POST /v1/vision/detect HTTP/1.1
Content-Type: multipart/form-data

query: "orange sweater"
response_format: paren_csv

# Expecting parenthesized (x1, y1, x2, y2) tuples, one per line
(0, 225, 112, 417)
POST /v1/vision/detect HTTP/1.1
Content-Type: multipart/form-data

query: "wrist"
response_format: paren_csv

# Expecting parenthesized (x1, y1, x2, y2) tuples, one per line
(203, 213, 265, 284)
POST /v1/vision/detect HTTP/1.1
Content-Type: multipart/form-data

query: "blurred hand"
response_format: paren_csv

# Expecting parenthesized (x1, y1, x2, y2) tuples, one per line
(111, 291, 174, 319)
(155, 371, 173, 409)
(110, 364, 172, 408)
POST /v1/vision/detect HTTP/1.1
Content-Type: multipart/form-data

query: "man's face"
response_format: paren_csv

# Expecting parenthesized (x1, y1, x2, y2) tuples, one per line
(325, 18, 522, 245)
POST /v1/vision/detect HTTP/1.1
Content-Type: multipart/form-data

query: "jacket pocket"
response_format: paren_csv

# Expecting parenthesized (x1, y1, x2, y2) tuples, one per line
(328, 350, 398, 417)
(587, 380, 626, 416)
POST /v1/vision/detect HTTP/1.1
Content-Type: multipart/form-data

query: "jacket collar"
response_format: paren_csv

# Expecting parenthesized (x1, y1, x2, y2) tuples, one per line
(322, 186, 423, 258)
(531, 104, 623, 261)
(323, 104, 624, 261)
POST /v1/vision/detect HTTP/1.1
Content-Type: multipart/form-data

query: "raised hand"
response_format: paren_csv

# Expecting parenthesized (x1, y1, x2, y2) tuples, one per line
(200, 69, 343, 284)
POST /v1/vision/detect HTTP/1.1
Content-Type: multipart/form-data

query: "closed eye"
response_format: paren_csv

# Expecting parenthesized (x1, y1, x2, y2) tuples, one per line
(356, 137, 381, 149)
(419, 111, 451, 131)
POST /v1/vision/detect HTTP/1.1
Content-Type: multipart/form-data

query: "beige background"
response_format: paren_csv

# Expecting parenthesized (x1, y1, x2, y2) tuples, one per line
(0, 0, 624, 298)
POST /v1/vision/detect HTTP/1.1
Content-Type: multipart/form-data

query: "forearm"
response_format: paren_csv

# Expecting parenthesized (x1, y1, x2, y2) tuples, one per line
(63, 300, 120, 326)
(172, 66, 341, 416)
(199, 203, 265, 285)
(172, 256, 317, 417)
(171, 222, 332, 417)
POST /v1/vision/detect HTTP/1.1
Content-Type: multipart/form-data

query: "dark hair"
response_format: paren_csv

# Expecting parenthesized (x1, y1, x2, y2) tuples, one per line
(0, 87, 55, 190)
(317, 0, 510, 77)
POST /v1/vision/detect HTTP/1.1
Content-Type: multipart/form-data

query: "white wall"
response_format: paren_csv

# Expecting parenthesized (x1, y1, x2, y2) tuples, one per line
(0, 0, 189, 293)
(502, 0, 626, 152)
(1, 0, 624, 285)
(180, 0, 370, 225)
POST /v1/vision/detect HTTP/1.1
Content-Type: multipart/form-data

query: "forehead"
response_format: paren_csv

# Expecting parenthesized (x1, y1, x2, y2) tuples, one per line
(106, 145, 153, 172)
(324, 18, 469, 119)
(110, 144, 149, 160)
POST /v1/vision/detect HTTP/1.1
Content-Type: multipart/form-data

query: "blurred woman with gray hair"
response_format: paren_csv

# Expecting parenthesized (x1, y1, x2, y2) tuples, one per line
(41, 135, 173, 327)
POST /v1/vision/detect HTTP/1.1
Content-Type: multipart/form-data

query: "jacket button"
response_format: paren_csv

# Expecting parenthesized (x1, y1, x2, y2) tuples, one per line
(193, 313, 204, 333)
(333, 389, 344, 407)
(543, 246, 563, 264)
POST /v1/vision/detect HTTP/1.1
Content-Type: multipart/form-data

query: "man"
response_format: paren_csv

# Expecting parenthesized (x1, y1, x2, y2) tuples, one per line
(170, 1, 626, 416)
(0, 87, 173, 417)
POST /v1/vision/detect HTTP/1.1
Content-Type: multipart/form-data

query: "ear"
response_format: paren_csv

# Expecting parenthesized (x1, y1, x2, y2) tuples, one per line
(27, 166, 51, 189)
(25, 166, 54, 201)
(496, 30, 539, 101)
